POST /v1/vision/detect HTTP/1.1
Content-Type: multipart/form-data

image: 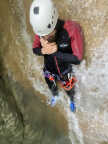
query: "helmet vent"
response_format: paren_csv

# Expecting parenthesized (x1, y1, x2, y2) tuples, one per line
(48, 24, 51, 28)
(34, 7, 39, 14)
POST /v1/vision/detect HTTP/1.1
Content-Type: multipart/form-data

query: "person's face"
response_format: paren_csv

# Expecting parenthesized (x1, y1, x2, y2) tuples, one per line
(42, 29, 56, 42)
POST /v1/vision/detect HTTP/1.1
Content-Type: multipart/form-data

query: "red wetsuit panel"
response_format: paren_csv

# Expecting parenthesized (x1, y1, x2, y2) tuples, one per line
(33, 35, 41, 48)
(64, 21, 83, 60)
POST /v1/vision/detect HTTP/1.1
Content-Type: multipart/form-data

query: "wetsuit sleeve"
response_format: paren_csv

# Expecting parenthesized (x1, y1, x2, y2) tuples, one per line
(32, 35, 43, 56)
(52, 52, 80, 64)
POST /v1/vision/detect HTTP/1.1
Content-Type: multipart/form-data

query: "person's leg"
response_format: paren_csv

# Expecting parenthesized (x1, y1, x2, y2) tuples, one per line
(65, 87, 76, 112)
(62, 69, 75, 101)
(65, 86, 75, 101)
(45, 77, 58, 96)
(45, 77, 59, 107)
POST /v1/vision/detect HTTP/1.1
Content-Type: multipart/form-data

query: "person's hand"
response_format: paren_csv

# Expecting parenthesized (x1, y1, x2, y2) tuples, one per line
(40, 38, 58, 55)
(42, 42, 57, 55)
(40, 38, 48, 47)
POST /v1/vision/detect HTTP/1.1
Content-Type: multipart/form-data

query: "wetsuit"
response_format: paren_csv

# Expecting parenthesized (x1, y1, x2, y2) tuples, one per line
(32, 19, 83, 101)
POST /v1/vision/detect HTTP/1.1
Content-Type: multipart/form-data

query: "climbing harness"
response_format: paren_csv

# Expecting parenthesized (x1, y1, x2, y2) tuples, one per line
(44, 69, 77, 91)
(61, 76, 77, 91)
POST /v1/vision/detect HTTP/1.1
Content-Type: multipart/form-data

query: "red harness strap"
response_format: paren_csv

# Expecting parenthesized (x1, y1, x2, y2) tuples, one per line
(61, 76, 77, 91)
(49, 75, 54, 81)
(54, 56, 63, 78)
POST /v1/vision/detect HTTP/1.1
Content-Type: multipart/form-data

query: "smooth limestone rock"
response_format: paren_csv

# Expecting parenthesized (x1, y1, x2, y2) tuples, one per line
(0, 0, 70, 144)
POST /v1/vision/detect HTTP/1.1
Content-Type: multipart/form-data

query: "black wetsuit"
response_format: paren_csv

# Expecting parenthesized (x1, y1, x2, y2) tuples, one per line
(32, 19, 83, 100)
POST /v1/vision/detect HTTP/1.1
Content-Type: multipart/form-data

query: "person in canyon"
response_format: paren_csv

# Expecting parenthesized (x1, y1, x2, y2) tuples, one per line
(29, 0, 84, 112)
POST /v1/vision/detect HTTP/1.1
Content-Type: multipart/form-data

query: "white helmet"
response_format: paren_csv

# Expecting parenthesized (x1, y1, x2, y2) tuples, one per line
(30, 0, 58, 36)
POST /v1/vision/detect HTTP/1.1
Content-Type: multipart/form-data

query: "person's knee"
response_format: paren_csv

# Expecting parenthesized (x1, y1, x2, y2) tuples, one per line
(51, 85, 58, 96)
